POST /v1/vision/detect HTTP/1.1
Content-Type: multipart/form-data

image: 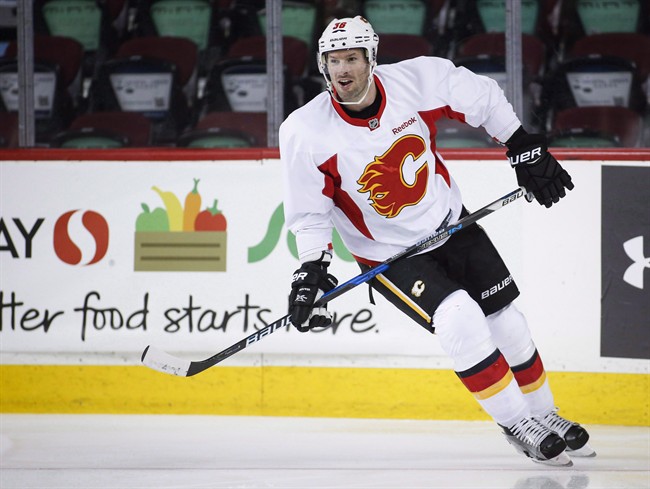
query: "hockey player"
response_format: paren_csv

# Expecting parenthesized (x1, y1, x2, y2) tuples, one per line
(280, 16, 594, 466)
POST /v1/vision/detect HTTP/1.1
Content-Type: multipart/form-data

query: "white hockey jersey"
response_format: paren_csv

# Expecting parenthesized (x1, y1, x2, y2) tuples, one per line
(280, 56, 521, 264)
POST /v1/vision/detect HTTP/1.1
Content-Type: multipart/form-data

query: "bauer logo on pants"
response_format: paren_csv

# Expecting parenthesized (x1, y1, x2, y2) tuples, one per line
(601, 166, 650, 359)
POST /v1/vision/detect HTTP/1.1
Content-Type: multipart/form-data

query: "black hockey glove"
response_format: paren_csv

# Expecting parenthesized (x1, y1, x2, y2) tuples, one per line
(289, 253, 338, 332)
(506, 129, 574, 208)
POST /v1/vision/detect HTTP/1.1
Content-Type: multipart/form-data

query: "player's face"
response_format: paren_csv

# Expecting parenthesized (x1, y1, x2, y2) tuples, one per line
(325, 49, 371, 103)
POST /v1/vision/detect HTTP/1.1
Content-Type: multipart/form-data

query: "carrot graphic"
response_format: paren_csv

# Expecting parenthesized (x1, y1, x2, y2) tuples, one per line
(183, 178, 201, 231)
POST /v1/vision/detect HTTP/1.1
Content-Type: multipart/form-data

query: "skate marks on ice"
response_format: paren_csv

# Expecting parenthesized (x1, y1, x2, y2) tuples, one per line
(0, 415, 648, 489)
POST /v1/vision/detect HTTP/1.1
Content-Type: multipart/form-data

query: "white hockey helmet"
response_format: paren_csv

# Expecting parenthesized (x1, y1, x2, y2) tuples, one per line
(317, 15, 379, 104)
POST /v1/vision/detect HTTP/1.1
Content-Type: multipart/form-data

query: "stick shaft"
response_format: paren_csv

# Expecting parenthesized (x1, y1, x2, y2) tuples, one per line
(142, 187, 526, 376)
(319, 186, 525, 304)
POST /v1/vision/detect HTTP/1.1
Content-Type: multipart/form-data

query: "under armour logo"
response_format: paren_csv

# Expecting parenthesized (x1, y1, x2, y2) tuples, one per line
(623, 236, 649, 289)
(411, 280, 425, 297)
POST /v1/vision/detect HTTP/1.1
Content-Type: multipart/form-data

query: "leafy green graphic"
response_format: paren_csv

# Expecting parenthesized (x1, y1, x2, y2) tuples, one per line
(248, 203, 353, 262)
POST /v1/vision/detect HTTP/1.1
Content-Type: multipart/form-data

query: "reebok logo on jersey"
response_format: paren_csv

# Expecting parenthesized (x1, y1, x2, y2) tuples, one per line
(392, 117, 417, 135)
(481, 275, 513, 299)
(508, 147, 542, 166)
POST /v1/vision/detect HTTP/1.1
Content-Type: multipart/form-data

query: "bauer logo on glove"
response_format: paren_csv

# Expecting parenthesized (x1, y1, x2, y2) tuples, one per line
(288, 252, 339, 332)
(292, 271, 309, 283)
(507, 146, 542, 166)
(506, 128, 574, 208)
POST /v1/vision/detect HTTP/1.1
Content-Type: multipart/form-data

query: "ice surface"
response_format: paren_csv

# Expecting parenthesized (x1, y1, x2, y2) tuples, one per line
(1, 415, 648, 489)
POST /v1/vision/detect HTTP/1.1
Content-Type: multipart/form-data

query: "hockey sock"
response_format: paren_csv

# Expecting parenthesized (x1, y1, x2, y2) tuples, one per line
(455, 349, 530, 427)
(486, 303, 535, 365)
(486, 304, 554, 415)
(434, 291, 530, 427)
(511, 350, 555, 417)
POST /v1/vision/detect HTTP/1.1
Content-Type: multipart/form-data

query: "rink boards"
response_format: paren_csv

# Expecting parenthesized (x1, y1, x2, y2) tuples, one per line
(1, 149, 648, 425)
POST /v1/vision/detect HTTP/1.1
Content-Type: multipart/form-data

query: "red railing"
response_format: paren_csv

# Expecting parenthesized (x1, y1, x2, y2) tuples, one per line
(1, 147, 649, 161)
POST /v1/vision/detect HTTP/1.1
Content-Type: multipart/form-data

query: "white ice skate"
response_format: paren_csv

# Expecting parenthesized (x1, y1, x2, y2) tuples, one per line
(500, 417, 573, 467)
(539, 409, 596, 457)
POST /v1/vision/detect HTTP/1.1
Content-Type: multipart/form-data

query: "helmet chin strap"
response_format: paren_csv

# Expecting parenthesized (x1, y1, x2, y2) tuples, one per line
(329, 73, 374, 106)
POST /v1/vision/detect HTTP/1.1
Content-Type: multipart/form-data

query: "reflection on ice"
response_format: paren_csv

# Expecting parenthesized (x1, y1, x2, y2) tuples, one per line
(1, 415, 647, 489)
(513, 474, 590, 489)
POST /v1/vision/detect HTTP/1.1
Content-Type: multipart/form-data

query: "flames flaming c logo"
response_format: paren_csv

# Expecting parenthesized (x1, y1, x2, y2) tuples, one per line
(357, 135, 429, 218)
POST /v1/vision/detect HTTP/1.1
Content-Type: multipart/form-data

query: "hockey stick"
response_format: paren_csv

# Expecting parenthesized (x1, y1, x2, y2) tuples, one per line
(142, 186, 527, 377)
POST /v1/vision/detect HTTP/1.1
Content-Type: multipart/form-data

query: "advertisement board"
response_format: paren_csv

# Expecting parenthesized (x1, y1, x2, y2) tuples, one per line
(601, 165, 650, 359)
(2, 155, 648, 421)
(0, 159, 442, 358)
(1, 158, 649, 373)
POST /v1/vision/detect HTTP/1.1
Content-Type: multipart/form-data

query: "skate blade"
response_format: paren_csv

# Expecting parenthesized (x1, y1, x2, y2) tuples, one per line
(532, 451, 573, 467)
(568, 443, 597, 457)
